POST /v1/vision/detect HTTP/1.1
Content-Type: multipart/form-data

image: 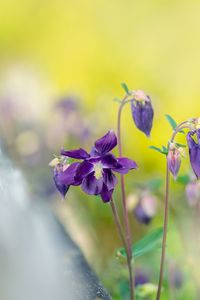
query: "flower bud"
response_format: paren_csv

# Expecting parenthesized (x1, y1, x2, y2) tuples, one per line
(53, 164, 69, 198)
(187, 130, 200, 178)
(167, 146, 181, 180)
(131, 90, 154, 137)
(49, 157, 69, 198)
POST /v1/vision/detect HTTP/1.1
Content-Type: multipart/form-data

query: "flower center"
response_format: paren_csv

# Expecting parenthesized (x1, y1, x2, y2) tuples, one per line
(94, 162, 103, 179)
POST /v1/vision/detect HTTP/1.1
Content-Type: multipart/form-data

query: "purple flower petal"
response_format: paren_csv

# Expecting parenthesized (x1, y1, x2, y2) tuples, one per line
(61, 148, 90, 159)
(187, 131, 200, 178)
(75, 161, 94, 182)
(53, 169, 69, 198)
(87, 156, 101, 164)
(57, 162, 81, 185)
(90, 146, 100, 157)
(81, 172, 103, 195)
(103, 169, 118, 190)
(113, 157, 138, 174)
(187, 131, 197, 148)
(100, 184, 113, 203)
(101, 153, 121, 169)
(94, 130, 117, 155)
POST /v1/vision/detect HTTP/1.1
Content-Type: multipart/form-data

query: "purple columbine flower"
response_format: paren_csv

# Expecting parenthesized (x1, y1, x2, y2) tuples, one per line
(187, 130, 200, 178)
(130, 90, 154, 137)
(167, 146, 181, 180)
(55, 130, 137, 202)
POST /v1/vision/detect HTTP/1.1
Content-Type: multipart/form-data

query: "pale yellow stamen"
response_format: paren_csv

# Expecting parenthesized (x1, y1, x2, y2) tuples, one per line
(94, 162, 103, 179)
(195, 118, 200, 129)
(49, 158, 60, 167)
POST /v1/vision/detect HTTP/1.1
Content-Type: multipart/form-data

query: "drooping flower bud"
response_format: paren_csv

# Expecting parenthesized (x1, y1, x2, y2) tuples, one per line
(53, 164, 69, 198)
(167, 144, 181, 180)
(49, 157, 70, 198)
(187, 130, 200, 178)
(130, 90, 154, 137)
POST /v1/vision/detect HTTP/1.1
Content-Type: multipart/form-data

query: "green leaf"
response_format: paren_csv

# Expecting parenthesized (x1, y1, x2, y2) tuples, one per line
(165, 114, 185, 134)
(165, 114, 177, 130)
(132, 227, 163, 259)
(113, 97, 122, 103)
(119, 280, 129, 299)
(175, 142, 186, 148)
(116, 227, 163, 260)
(176, 174, 190, 185)
(162, 145, 168, 155)
(121, 82, 131, 95)
(147, 178, 163, 191)
(149, 146, 166, 155)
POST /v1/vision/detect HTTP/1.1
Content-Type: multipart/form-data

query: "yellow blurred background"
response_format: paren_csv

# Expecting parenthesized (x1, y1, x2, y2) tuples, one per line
(1, 0, 200, 163)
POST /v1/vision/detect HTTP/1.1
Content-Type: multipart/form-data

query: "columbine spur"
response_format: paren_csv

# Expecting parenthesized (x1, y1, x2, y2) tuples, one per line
(54, 130, 137, 202)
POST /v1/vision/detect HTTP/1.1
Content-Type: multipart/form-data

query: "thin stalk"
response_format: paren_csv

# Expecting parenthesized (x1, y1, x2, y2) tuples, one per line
(156, 160, 170, 300)
(156, 122, 191, 300)
(117, 95, 134, 300)
(110, 197, 127, 250)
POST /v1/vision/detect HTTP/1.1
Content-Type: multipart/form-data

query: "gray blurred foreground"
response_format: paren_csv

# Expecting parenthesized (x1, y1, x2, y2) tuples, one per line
(0, 147, 111, 300)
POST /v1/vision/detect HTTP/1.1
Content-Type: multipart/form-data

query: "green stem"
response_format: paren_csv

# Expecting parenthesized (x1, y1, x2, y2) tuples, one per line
(156, 121, 191, 299)
(117, 95, 134, 300)
(110, 197, 127, 250)
(156, 160, 170, 300)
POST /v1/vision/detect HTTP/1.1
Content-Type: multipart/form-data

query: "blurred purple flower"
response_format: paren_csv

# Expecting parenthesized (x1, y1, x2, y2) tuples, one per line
(131, 90, 154, 137)
(169, 263, 183, 290)
(134, 269, 149, 286)
(172, 269, 183, 289)
(187, 130, 200, 178)
(167, 147, 181, 180)
(56, 130, 137, 202)
(134, 194, 157, 225)
(55, 96, 78, 113)
(185, 180, 200, 206)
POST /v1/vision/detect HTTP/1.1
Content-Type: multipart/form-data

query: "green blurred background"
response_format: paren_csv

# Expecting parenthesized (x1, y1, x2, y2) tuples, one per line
(1, 0, 200, 299)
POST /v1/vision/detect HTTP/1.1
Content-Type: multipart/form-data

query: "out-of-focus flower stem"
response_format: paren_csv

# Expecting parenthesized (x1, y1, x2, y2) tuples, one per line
(117, 95, 135, 300)
(156, 121, 191, 300)
(156, 160, 170, 300)
(110, 198, 128, 253)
